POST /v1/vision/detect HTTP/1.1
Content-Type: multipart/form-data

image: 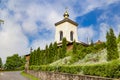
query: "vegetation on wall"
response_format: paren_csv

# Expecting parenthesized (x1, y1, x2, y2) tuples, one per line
(29, 59, 120, 78)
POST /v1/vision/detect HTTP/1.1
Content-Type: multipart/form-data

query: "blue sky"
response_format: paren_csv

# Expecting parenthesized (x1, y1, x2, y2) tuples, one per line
(0, 0, 120, 62)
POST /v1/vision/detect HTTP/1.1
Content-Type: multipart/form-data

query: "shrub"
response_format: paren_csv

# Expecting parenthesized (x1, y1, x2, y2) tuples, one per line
(29, 59, 120, 78)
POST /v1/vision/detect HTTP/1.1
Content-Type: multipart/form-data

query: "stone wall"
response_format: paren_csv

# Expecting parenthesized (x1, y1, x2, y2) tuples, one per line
(27, 70, 113, 80)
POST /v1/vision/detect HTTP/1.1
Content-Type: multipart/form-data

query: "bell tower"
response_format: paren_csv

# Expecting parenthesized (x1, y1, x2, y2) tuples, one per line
(55, 10, 78, 43)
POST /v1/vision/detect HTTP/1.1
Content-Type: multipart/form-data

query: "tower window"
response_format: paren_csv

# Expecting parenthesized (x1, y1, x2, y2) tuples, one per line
(60, 31, 63, 41)
(70, 31, 73, 41)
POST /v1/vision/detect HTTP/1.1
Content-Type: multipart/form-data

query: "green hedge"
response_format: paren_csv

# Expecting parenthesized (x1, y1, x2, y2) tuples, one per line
(82, 60, 120, 78)
(30, 65, 82, 74)
(29, 59, 120, 78)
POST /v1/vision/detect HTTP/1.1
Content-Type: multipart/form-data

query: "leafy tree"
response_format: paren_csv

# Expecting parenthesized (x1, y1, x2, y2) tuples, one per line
(0, 57, 2, 68)
(4, 54, 23, 70)
(20, 55, 26, 66)
(48, 43, 53, 63)
(36, 47, 40, 65)
(58, 47, 62, 59)
(117, 33, 120, 43)
(73, 40, 77, 54)
(90, 40, 94, 46)
(44, 45, 49, 64)
(53, 42, 58, 60)
(61, 38, 67, 58)
(106, 28, 119, 61)
(29, 51, 34, 66)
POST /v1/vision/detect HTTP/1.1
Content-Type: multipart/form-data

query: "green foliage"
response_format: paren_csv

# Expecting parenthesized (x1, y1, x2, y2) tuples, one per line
(0, 57, 2, 68)
(21, 71, 39, 80)
(83, 60, 120, 78)
(29, 51, 34, 65)
(73, 40, 77, 54)
(30, 65, 82, 74)
(36, 47, 40, 65)
(70, 41, 78, 63)
(53, 42, 59, 60)
(70, 42, 106, 64)
(106, 28, 119, 61)
(29, 41, 65, 65)
(44, 45, 49, 64)
(48, 43, 55, 63)
(117, 33, 120, 43)
(61, 38, 67, 58)
(58, 47, 62, 58)
(4, 54, 24, 70)
(90, 40, 94, 46)
(30, 59, 120, 78)
(94, 42, 106, 51)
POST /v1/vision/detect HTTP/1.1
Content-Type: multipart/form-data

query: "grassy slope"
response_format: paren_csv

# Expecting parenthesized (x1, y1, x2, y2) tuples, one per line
(50, 43, 120, 66)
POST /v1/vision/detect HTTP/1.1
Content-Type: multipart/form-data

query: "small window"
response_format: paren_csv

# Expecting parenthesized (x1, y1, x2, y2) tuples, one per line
(70, 31, 73, 41)
(60, 31, 63, 41)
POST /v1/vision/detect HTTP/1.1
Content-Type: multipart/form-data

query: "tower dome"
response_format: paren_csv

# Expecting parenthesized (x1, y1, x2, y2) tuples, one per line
(63, 10, 69, 18)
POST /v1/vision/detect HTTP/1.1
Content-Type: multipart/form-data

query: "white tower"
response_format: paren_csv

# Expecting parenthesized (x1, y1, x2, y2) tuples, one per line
(55, 10, 78, 43)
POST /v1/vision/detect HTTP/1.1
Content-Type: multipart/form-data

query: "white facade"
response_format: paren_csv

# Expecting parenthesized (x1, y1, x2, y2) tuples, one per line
(55, 20, 78, 43)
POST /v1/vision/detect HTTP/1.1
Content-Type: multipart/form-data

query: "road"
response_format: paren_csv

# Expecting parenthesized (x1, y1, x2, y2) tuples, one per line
(0, 71, 30, 80)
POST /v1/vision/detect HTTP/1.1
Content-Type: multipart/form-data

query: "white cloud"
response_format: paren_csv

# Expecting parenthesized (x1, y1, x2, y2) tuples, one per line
(0, 19, 29, 63)
(78, 26, 96, 43)
(98, 22, 120, 41)
(98, 23, 109, 41)
(31, 38, 54, 50)
(22, 20, 38, 35)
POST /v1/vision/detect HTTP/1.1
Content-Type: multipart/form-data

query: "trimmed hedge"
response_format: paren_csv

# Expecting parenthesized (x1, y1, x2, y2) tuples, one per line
(30, 65, 82, 74)
(29, 59, 120, 78)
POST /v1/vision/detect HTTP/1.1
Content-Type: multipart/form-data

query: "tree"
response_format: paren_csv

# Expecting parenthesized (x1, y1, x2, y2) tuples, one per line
(44, 45, 49, 64)
(73, 40, 77, 54)
(53, 42, 58, 60)
(36, 47, 40, 65)
(58, 47, 62, 58)
(4, 54, 23, 70)
(90, 40, 94, 46)
(117, 33, 120, 43)
(61, 38, 67, 58)
(0, 57, 2, 69)
(34, 50, 37, 65)
(106, 28, 119, 61)
(29, 51, 33, 66)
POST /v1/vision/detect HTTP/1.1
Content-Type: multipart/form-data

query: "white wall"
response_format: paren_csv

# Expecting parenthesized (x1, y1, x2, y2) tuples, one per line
(55, 22, 78, 43)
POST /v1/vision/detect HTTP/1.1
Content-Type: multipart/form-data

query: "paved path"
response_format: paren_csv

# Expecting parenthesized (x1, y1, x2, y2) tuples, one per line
(0, 71, 30, 80)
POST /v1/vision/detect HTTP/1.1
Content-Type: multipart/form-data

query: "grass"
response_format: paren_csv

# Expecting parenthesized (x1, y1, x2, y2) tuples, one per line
(21, 71, 39, 80)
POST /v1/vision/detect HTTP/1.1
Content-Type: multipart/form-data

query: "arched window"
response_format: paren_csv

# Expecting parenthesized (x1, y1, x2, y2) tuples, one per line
(60, 31, 63, 41)
(70, 31, 73, 41)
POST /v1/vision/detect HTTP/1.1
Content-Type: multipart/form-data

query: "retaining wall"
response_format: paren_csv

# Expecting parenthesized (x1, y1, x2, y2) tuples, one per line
(27, 70, 113, 80)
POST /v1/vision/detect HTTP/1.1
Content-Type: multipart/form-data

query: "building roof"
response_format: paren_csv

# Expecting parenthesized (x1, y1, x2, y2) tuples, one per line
(57, 41, 89, 47)
(95, 40, 103, 44)
(55, 18, 78, 26)
(25, 54, 30, 56)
